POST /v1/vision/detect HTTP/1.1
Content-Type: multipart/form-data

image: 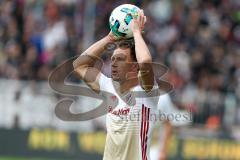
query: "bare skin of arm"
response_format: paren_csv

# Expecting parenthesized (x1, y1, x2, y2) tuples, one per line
(74, 9, 154, 93)
(73, 32, 116, 93)
(130, 9, 154, 91)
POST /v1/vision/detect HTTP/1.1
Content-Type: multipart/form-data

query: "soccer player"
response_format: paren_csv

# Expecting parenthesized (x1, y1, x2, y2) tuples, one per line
(150, 94, 192, 160)
(73, 10, 159, 160)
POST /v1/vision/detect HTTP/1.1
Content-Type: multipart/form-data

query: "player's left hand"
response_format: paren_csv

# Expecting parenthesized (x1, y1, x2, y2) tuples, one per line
(130, 9, 147, 34)
(107, 31, 120, 42)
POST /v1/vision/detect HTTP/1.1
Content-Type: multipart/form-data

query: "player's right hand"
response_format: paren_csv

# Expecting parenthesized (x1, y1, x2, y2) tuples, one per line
(107, 31, 120, 42)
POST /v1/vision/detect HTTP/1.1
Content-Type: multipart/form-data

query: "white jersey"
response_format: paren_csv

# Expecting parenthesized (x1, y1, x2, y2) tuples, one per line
(99, 73, 159, 160)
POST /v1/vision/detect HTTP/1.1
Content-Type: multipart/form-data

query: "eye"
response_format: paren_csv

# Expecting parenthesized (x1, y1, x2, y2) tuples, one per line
(111, 56, 115, 62)
(121, 56, 126, 60)
(118, 56, 126, 61)
(111, 56, 126, 62)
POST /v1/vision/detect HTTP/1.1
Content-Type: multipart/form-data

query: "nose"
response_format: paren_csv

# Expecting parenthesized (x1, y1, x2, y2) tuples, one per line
(111, 63, 117, 69)
(111, 58, 118, 68)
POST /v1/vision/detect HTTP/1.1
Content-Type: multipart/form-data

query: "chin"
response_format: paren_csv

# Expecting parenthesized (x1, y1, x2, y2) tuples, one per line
(111, 75, 121, 81)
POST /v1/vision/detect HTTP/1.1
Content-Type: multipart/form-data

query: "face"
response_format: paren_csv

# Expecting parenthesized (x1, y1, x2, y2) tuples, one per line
(111, 48, 136, 82)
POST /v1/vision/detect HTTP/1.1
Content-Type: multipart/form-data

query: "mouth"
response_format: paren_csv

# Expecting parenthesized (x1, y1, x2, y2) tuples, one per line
(111, 69, 119, 77)
(112, 70, 118, 75)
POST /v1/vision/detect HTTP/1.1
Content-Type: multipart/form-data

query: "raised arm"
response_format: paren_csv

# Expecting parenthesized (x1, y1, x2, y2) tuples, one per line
(130, 10, 154, 91)
(73, 32, 116, 93)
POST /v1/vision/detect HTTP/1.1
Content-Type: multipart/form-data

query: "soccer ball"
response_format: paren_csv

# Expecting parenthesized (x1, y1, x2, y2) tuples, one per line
(109, 4, 140, 38)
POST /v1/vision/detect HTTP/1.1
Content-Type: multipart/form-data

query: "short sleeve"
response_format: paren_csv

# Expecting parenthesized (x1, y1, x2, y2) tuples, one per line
(98, 73, 111, 91)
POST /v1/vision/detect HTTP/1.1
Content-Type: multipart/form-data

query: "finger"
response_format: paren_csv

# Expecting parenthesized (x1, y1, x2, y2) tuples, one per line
(142, 9, 145, 16)
(141, 10, 145, 24)
(140, 15, 143, 25)
(141, 10, 144, 18)
(137, 10, 142, 21)
(139, 10, 144, 24)
(130, 19, 137, 30)
(130, 19, 136, 26)
(140, 10, 144, 27)
(144, 16, 147, 24)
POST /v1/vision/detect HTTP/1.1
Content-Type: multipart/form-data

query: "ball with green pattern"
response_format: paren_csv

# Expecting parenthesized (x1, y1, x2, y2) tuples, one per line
(109, 4, 140, 38)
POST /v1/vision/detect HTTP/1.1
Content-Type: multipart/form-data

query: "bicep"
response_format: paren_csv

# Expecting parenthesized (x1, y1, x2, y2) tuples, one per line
(74, 66, 102, 93)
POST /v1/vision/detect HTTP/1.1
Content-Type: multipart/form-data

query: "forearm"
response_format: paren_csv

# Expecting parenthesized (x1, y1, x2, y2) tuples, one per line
(133, 32, 152, 64)
(133, 31, 154, 91)
(73, 36, 113, 68)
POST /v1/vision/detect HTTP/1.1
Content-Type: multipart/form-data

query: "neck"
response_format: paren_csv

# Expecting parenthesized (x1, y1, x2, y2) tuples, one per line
(119, 78, 138, 94)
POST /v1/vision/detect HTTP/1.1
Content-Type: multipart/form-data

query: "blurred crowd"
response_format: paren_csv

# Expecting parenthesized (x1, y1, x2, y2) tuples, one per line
(0, 0, 240, 129)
